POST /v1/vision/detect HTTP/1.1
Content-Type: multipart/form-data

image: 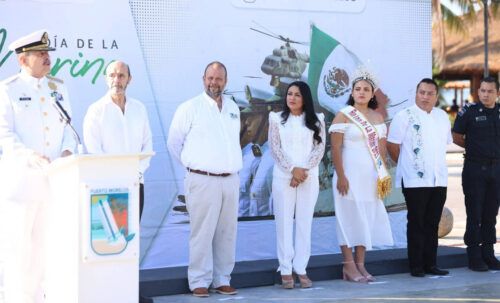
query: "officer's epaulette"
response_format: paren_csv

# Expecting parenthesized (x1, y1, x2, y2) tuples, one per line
(457, 102, 476, 117)
(46, 75, 64, 84)
(0, 74, 20, 85)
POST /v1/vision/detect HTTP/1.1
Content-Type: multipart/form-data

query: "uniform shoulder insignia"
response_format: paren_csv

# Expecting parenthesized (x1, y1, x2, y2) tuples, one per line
(457, 102, 475, 117)
(46, 75, 64, 84)
(1, 74, 20, 85)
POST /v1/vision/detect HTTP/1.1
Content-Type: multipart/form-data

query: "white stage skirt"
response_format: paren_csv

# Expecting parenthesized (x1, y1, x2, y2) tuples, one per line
(140, 211, 407, 269)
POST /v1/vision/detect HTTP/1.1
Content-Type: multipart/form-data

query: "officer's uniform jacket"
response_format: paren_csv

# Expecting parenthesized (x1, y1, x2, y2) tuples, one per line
(453, 102, 500, 160)
(0, 70, 75, 160)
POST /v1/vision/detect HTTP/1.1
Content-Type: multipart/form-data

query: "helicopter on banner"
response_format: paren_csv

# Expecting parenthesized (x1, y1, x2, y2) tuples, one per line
(250, 27, 309, 87)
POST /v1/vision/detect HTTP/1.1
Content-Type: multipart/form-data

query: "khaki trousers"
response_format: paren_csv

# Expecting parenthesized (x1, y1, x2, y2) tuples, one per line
(185, 172, 239, 290)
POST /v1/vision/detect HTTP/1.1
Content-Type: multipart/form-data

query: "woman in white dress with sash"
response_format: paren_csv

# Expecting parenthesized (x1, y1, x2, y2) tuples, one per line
(329, 71, 393, 283)
(269, 81, 325, 289)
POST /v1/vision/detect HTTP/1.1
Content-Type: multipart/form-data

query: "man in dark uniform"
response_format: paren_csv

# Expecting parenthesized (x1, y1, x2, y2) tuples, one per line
(452, 76, 500, 271)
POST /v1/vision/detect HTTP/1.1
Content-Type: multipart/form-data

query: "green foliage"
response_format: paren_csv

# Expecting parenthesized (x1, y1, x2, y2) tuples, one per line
(436, 0, 499, 30)
(440, 2, 471, 34)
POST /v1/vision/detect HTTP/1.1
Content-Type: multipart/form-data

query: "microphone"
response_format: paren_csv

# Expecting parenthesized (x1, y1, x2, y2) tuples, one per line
(51, 98, 72, 124)
(51, 95, 84, 154)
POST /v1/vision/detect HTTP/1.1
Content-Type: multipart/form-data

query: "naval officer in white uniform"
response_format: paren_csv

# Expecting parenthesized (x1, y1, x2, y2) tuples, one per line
(0, 30, 75, 303)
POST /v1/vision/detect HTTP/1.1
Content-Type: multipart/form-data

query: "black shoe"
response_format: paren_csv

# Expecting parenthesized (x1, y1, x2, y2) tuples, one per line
(468, 258, 489, 272)
(424, 266, 449, 276)
(410, 268, 425, 277)
(484, 257, 500, 270)
(139, 294, 154, 303)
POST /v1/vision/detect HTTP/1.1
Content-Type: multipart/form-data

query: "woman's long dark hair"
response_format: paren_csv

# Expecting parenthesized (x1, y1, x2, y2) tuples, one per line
(280, 81, 322, 144)
(346, 79, 378, 109)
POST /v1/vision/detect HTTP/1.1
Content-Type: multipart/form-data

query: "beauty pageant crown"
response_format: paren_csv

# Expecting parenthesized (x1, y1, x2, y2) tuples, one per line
(351, 66, 379, 91)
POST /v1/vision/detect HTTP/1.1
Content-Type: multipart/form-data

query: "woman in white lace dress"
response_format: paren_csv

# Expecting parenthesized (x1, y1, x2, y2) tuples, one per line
(269, 81, 325, 289)
(330, 74, 393, 283)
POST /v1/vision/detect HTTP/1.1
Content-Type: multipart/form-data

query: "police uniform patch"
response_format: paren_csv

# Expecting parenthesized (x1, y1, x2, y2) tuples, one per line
(458, 102, 475, 117)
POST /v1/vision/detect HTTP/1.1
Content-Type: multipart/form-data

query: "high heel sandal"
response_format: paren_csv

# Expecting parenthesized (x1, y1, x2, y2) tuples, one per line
(356, 263, 375, 282)
(281, 275, 294, 289)
(342, 261, 368, 283)
(296, 274, 312, 288)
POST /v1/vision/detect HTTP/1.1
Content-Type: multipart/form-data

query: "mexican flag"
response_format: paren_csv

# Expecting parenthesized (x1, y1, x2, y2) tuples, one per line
(308, 25, 361, 114)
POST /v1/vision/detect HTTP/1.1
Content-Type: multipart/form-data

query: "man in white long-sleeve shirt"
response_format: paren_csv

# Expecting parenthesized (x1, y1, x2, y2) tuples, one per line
(83, 60, 153, 303)
(167, 61, 242, 297)
(83, 60, 152, 219)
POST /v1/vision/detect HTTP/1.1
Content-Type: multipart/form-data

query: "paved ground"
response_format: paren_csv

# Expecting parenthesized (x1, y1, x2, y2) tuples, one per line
(154, 268, 500, 303)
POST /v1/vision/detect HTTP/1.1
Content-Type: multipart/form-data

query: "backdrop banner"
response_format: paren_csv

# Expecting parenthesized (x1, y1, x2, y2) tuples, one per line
(0, 0, 431, 269)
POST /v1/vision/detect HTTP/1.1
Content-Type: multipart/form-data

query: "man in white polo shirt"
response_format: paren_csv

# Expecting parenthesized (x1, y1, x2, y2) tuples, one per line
(167, 61, 242, 297)
(387, 78, 451, 278)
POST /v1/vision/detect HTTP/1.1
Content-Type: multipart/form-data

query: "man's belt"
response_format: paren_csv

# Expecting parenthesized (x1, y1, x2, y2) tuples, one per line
(465, 156, 500, 165)
(187, 168, 231, 177)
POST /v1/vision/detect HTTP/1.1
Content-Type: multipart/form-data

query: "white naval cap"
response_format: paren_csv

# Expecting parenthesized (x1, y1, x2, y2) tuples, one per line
(8, 29, 55, 54)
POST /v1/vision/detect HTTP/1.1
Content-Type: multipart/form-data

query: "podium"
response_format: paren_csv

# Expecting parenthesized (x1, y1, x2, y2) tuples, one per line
(44, 153, 152, 303)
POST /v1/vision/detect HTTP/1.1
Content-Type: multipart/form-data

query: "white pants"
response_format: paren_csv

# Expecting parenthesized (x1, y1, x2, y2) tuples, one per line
(0, 158, 49, 303)
(272, 175, 319, 275)
(184, 172, 239, 290)
(2, 197, 47, 303)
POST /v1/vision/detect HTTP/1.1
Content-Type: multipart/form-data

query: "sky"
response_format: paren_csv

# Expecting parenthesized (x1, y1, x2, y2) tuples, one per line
(440, 0, 485, 15)
(441, 0, 464, 15)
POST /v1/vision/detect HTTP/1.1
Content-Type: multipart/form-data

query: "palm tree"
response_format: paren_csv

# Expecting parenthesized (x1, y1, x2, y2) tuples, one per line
(433, 0, 499, 69)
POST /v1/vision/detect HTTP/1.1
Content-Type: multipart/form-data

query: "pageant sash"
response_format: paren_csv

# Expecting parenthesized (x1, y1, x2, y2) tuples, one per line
(341, 106, 392, 199)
